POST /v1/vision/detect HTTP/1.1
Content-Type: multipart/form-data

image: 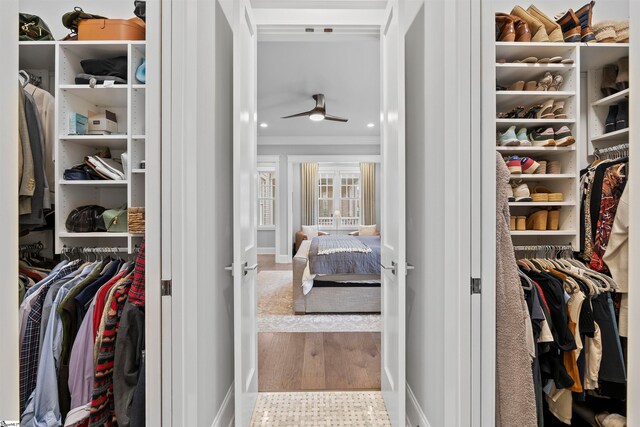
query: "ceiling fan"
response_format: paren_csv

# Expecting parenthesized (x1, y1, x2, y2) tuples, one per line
(281, 94, 348, 122)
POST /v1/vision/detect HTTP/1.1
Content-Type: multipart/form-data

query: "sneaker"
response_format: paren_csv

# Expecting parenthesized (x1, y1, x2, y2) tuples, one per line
(529, 127, 556, 146)
(506, 156, 523, 174)
(507, 185, 515, 202)
(517, 128, 531, 146)
(512, 183, 532, 202)
(554, 126, 576, 146)
(520, 157, 540, 174)
(497, 126, 520, 146)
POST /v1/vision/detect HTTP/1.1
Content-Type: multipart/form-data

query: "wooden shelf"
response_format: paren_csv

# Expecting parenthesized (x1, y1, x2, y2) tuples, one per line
(591, 128, 629, 144)
(591, 89, 629, 107)
(60, 85, 128, 107)
(511, 230, 577, 236)
(132, 169, 146, 174)
(509, 201, 574, 207)
(59, 232, 130, 238)
(509, 174, 575, 180)
(496, 118, 576, 129)
(59, 180, 128, 187)
(496, 146, 575, 154)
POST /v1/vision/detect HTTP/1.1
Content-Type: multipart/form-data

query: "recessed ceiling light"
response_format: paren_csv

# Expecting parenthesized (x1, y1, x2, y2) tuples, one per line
(367, 123, 375, 128)
(260, 122, 268, 128)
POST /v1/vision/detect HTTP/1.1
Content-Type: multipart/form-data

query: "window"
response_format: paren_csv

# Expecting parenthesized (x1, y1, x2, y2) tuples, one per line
(317, 166, 361, 228)
(258, 169, 276, 227)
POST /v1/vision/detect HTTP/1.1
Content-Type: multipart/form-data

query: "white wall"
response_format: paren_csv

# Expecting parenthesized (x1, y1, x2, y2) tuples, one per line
(257, 229, 275, 250)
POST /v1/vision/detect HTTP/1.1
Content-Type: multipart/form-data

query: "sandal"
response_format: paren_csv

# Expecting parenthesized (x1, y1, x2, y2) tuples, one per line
(526, 210, 549, 231)
(523, 105, 543, 119)
(524, 81, 538, 91)
(514, 56, 539, 63)
(536, 72, 553, 91)
(547, 209, 560, 230)
(536, 99, 555, 119)
(497, 106, 525, 119)
(532, 186, 564, 202)
(508, 80, 525, 91)
(548, 56, 563, 63)
(561, 58, 574, 64)
(552, 101, 567, 119)
(548, 73, 564, 91)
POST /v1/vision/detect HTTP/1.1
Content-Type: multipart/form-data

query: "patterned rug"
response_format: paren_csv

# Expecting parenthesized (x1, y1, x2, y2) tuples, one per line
(257, 271, 381, 333)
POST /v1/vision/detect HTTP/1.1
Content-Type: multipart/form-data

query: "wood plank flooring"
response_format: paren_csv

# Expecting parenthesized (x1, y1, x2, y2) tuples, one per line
(258, 332, 381, 392)
(258, 254, 292, 272)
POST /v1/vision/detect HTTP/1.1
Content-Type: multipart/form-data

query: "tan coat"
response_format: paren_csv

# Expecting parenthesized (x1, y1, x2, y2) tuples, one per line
(18, 88, 35, 215)
(495, 152, 538, 427)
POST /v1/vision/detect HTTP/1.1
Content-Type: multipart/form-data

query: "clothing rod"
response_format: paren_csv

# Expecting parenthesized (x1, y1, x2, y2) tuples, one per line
(594, 143, 629, 159)
(513, 245, 573, 251)
(61, 246, 129, 253)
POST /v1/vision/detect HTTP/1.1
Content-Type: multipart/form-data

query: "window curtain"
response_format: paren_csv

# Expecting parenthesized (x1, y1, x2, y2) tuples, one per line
(301, 163, 318, 225)
(360, 163, 376, 225)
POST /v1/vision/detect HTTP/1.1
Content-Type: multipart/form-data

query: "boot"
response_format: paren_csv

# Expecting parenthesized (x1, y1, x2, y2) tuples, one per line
(555, 9, 581, 42)
(527, 5, 564, 42)
(616, 57, 629, 90)
(605, 105, 619, 133)
(575, 2, 596, 43)
(495, 13, 516, 42)
(513, 16, 532, 42)
(601, 64, 619, 97)
(615, 101, 628, 131)
(511, 6, 549, 42)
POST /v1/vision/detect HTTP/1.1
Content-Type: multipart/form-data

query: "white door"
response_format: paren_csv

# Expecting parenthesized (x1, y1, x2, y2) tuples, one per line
(233, 0, 259, 426)
(380, 2, 406, 426)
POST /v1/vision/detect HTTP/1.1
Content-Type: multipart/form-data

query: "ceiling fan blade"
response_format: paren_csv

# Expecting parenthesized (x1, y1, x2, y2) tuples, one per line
(324, 114, 349, 122)
(281, 110, 312, 119)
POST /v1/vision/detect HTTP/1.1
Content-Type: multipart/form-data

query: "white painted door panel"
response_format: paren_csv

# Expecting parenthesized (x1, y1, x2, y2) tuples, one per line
(234, 1, 259, 426)
(381, 2, 406, 426)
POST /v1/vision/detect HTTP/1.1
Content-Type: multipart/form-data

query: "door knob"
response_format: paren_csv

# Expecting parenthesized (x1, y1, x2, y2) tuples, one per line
(243, 262, 258, 275)
(381, 261, 397, 275)
(224, 264, 233, 276)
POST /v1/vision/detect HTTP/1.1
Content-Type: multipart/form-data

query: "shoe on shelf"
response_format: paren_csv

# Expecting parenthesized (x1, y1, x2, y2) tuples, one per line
(615, 20, 629, 43)
(523, 104, 543, 118)
(548, 73, 564, 91)
(616, 101, 628, 131)
(516, 216, 527, 231)
(517, 128, 531, 145)
(552, 101, 567, 119)
(529, 127, 556, 146)
(593, 21, 617, 43)
(525, 81, 538, 91)
(547, 209, 560, 230)
(535, 160, 548, 174)
(506, 156, 523, 173)
(507, 185, 515, 202)
(537, 99, 555, 119)
(511, 6, 549, 42)
(554, 126, 576, 146)
(497, 106, 525, 119)
(496, 13, 517, 42)
(512, 182, 533, 202)
(527, 209, 549, 231)
(532, 186, 564, 202)
(509, 216, 516, 231)
(520, 156, 540, 174)
(595, 412, 626, 427)
(555, 9, 582, 42)
(616, 57, 629, 90)
(527, 5, 564, 42)
(498, 126, 521, 146)
(547, 160, 562, 174)
(601, 64, 620, 97)
(513, 15, 532, 42)
(508, 80, 526, 91)
(536, 72, 553, 91)
(605, 105, 619, 133)
(575, 1, 596, 43)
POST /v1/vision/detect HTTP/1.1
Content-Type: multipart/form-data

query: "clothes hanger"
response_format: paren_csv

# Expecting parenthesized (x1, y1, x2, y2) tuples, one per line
(519, 269, 533, 290)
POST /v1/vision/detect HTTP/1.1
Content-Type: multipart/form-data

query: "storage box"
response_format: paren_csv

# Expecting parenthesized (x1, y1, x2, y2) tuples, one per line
(88, 110, 118, 135)
(68, 112, 88, 135)
(78, 18, 145, 41)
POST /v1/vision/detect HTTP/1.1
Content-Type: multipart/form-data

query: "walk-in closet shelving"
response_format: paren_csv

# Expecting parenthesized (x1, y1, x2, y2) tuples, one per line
(495, 42, 581, 247)
(46, 40, 147, 253)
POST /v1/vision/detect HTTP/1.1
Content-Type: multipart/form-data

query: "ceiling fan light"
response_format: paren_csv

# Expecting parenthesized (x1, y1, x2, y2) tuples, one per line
(309, 113, 325, 121)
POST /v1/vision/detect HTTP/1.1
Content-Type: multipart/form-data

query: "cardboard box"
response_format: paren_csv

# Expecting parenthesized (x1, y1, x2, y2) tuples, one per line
(68, 112, 88, 135)
(88, 110, 118, 135)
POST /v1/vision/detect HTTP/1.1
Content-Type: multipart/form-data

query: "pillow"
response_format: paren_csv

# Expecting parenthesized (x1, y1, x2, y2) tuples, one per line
(358, 225, 377, 236)
(302, 225, 319, 238)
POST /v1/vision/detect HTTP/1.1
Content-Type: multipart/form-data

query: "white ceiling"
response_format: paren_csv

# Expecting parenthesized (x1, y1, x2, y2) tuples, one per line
(257, 40, 381, 137)
(251, 0, 387, 9)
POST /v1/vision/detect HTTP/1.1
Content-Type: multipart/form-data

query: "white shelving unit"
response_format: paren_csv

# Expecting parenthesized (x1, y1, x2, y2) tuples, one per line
(50, 40, 147, 253)
(495, 43, 581, 249)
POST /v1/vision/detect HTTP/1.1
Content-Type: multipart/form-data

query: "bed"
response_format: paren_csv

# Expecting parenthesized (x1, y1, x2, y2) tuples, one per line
(293, 235, 382, 314)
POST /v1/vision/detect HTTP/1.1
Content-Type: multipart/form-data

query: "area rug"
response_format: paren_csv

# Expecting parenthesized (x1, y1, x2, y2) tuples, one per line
(257, 271, 381, 333)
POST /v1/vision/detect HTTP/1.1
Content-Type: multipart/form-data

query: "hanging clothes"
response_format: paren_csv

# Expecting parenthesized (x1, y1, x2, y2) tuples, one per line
(25, 83, 55, 206)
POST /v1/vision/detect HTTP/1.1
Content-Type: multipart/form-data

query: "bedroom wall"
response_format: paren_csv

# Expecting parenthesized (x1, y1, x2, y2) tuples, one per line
(257, 141, 381, 260)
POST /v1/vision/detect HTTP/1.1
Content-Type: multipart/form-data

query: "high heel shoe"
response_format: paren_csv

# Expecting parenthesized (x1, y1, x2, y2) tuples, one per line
(497, 106, 525, 119)
(508, 81, 526, 91)
(536, 72, 553, 91)
(552, 101, 567, 119)
(523, 105, 543, 119)
(547, 209, 560, 230)
(527, 210, 549, 231)
(516, 216, 527, 231)
(537, 99, 555, 119)
(524, 81, 538, 91)
(548, 74, 564, 91)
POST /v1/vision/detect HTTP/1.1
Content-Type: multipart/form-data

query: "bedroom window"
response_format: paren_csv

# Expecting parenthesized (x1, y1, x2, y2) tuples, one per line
(317, 166, 361, 228)
(258, 169, 276, 227)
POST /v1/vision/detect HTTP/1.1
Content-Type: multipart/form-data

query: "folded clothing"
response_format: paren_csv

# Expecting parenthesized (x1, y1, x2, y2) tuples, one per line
(85, 155, 125, 180)
(80, 56, 127, 81)
(75, 73, 127, 85)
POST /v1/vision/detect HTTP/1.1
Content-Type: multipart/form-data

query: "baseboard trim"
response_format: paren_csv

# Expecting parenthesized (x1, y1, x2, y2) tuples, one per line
(406, 383, 431, 427)
(258, 247, 276, 254)
(275, 254, 290, 264)
(211, 382, 234, 427)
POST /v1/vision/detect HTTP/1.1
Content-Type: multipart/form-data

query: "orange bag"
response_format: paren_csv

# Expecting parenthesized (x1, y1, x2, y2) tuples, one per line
(78, 17, 145, 41)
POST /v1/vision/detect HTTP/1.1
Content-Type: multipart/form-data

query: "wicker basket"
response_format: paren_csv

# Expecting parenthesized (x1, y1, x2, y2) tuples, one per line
(128, 207, 145, 234)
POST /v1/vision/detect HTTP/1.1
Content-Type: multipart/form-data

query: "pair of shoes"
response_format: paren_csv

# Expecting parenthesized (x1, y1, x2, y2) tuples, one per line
(605, 101, 629, 133)
(506, 156, 539, 174)
(601, 57, 629, 96)
(593, 20, 629, 43)
(531, 186, 564, 202)
(511, 181, 532, 202)
(510, 5, 559, 42)
(497, 106, 525, 119)
(496, 13, 531, 42)
(534, 72, 564, 91)
(536, 99, 567, 119)
(511, 215, 527, 231)
(529, 126, 575, 146)
(555, 2, 596, 43)
(498, 56, 572, 64)
(533, 160, 562, 174)
(526, 209, 560, 231)
(497, 126, 532, 146)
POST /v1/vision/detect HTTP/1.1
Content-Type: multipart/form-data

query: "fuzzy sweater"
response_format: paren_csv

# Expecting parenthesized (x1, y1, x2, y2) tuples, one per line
(495, 152, 538, 427)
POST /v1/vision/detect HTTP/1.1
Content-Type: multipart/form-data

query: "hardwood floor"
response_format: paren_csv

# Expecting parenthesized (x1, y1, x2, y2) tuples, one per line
(258, 254, 292, 272)
(258, 332, 381, 392)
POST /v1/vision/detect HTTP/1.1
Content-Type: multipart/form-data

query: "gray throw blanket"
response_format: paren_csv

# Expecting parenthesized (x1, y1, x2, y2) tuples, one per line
(309, 235, 381, 275)
(317, 235, 372, 255)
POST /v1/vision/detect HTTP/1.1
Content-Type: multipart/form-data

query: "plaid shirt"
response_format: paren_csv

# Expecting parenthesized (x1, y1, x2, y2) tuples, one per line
(19, 260, 80, 414)
(128, 243, 145, 307)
